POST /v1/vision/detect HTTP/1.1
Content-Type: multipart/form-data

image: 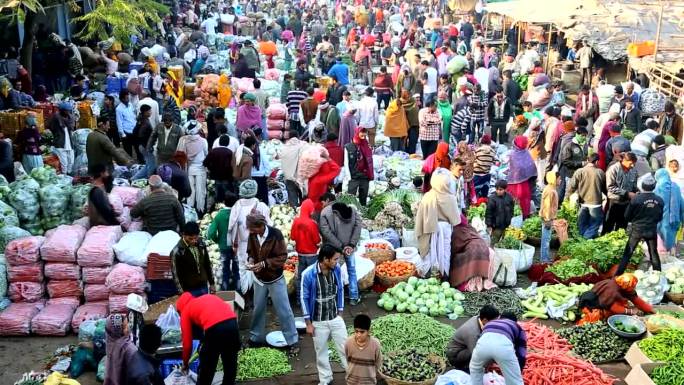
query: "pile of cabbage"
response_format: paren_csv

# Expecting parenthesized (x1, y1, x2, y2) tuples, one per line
(377, 277, 465, 318)
(270, 204, 296, 251)
(198, 206, 225, 288)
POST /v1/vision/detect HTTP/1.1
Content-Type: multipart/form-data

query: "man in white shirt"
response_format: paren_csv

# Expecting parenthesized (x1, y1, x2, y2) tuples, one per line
(421, 60, 438, 106)
(356, 87, 379, 146)
(201, 15, 219, 36)
(577, 41, 593, 87)
(137, 91, 161, 129)
(473, 61, 490, 94)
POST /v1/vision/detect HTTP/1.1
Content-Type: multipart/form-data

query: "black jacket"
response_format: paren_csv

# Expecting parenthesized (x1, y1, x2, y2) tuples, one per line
(487, 98, 513, 124)
(171, 238, 214, 292)
(503, 79, 522, 105)
(625, 192, 664, 238)
(125, 351, 164, 385)
(486, 192, 515, 230)
(559, 139, 586, 176)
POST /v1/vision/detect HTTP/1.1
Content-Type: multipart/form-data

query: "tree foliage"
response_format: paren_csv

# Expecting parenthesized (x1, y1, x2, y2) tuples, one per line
(73, 0, 168, 45)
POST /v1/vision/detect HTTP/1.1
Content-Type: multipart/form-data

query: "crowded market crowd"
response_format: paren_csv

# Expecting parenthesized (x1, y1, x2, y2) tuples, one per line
(1, 0, 684, 384)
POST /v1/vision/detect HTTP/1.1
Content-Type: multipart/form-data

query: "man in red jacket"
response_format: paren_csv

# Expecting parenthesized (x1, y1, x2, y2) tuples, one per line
(323, 133, 344, 167)
(307, 153, 341, 213)
(291, 198, 321, 301)
(176, 292, 239, 385)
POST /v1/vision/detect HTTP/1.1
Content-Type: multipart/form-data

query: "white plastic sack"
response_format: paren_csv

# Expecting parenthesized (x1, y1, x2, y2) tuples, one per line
(165, 369, 197, 385)
(493, 243, 535, 272)
(483, 372, 506, 385)
(113, 231, 153, 267)
(435, 369, 470, 385)
(341, 254, 375, 285)
(510, 215, 523, 229)
(489, 251, 517, 287)
(401, 228, 418, 248)
(143, 230, 181, 258)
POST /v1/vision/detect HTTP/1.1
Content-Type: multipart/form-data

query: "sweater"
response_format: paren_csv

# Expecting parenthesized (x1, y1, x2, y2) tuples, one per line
(485, 192, 514, 230)
(540, 184, 559, 222)
(473, 145, 496, 175)
(320, 203, 362, 249)
(207, 207, 231, 251)
(445, 316, 481, 369)
(568, 163, 606, 206)
(86, 129, 131, 171)
(171, 238, 214, 292)
(606, 162, 637, 202)
(203, 146, 233, 181)
(291, 199, 321, 254)
(300, 262, 344, 320)
(344, 336, 383, 385)
(625, 192, 664, 238)
(176, 294, 237, 364)
(481, 319, 527, 369)
(130, 190, 185, 235)
(247, 226, 288, 283)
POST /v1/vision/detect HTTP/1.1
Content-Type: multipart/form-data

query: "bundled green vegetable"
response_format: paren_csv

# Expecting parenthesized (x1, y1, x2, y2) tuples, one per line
(366, 190, 422, 220)
(8, 177, 42, 235)
(29, 166, 57, 187)
(557, 229, 641, 272)
(228, 348, 292, 380)
(336, 193, 365, 215)
(514, 203, 522, 217)
(69, 184, 92, 221)
(466, 203, 486, 221)
(463, 289, 524, 317)
(522, 216, 542, 238)
(557, 200, 580, 239)
(545, 259, 597, 280)
(639, 329, 684, 362)
(556, 322, 630, 362)
(495, 234, 523, 249)
(381, 349, 443, 382)
(651, 360, 684, 385)
(0, 200, 19, 228)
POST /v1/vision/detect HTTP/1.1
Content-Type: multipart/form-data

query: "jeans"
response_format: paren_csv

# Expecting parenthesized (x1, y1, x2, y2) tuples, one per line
(343, 252, 359, 300)
(540, 222, 553, 263)
(390, 137, 405, 152)
(421, 139, 439, 159)
(377, 93, 392, 110)
(132, 145, 156, 180)
(221, 249, 239, 291)
(348, 178, 370, 206)
(423, 92, 437, 106)
(578, 206, 603, 239)
(470, 332, 524, 385)
(407, 126, 419, 154)
(250, 276, 299, 345)
(296, 254, 317, 304)
(198, 319, 240, 385)
(491, 123, 507, 144)
(616, 232, 660, 276)
(311, 316, 348, 385)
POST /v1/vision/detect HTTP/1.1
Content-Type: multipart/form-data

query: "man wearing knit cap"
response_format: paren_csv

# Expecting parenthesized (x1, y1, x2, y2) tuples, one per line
(615, 174, 663, 275)
(131, 175, 185, 235)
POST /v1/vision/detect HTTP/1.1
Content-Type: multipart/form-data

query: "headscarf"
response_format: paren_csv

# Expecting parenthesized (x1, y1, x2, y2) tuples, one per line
(563, 120, 575, 134)
(655, 168, 682, 225)
(415, 167, 462, 256)
(481, 134, 492, 145)
(508, 135, 537, 184)
(239, 179, 258, 198)
(434, 142, 451, 170)
(353, 127, 373, 179)
(104, 314, 137, 385)
(599, 120, 617, 153)
(236, 103, 263, 132)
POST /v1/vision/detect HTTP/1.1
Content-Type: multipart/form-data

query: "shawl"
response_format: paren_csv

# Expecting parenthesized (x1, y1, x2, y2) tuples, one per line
(353, 126, 374, 179)
(508, 136, 537, 184)
(655, 168, 683, 227)
(457, 141, 475, 182)
(383, 99, 408, 138)
(338, 110, 357, 148)
(437, 99, 452, 140)
(236, 104, 263, 132)
(415, 168, 462, 257)
(104, 314, 137, 385)
(598, 121, 617, 154)
(449, 222, 491, 287)
(434, 142, 451, 170)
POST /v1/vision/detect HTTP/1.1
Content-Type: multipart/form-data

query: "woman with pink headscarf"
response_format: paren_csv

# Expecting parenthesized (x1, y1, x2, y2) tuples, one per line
(507, 135, 538, 218)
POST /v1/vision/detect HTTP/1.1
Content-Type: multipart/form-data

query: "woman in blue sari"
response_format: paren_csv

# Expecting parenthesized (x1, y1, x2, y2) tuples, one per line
(654, 168, 684, 254)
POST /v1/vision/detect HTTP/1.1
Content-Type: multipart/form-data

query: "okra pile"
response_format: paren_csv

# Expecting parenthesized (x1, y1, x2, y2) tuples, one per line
(556, 322, 630, 362)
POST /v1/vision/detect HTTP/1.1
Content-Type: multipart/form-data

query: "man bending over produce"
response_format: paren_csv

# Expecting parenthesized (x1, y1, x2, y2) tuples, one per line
(577, 273, 654, 325)
(446, 305, 499, 371)
(469, 312, 527, 385)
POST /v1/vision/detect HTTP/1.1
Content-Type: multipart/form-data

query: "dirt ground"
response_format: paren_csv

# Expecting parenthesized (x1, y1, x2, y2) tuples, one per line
(1, 289, 631, 385)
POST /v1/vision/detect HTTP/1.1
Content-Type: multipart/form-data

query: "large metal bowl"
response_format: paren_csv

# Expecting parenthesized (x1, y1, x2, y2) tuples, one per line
(607, 314, 647, 339)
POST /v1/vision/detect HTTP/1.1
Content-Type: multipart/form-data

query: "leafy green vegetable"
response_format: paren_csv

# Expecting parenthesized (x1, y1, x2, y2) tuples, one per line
(545, 259, 597, 280)
(366, 190, 422, 220)
(495, 234, 523, 249)
(514, 203, 522, 217)
(522, 216, 542, 238)
(336, 193, 365, 215)
(557, 200, 580, 239)
(467, 203, 487, 221)
(557, 229, 641, 272)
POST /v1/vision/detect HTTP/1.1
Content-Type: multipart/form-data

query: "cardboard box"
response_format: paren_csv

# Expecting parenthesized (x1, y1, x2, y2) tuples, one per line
(143, 290, 245, 324)
(625, 363, 664, 385)
(625, 340, 656, 368)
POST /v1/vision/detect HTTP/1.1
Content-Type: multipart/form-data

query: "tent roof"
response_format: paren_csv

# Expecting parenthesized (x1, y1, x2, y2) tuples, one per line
(485, 0, 600, 24)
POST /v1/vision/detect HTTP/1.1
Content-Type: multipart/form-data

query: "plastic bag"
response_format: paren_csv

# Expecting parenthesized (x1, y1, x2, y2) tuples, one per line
(31, 304, 76, 336)
(184, 204, 198, 224)
(45, 263, 81, 280)
(118, 206, 132, 230)
(493, 243, 535, 272)
(111, 186, 144, 207)
(646, 314, 684, 333)
(636, 270, 669, 305)
(77, 225, 124, 267)
(0, 261, 6, 299)
(40, 225, 87, 262)
(78, 319, 98, 342)
(82, 266, 112, 284)
(39, 184, 70, 218)
(8, 177, 41, 222)
(84, 284, 110, 302)
(7, 262, 44, 282)
(106, 263, 146, 294)
(69, 184, 92, 221)
(113, 231, 153, 267)
(5, 236, 45, 265)
(0, 200, 19, 228)
(156, 305, 182, 344)
(0, 302, 44, 335)
(0, 226, 31, 253)
(47, 280, 83, 298)
(165, 368, 197, 385)
(143, 230, 181, 258)
(297, 144, 328, 180)
(70, 346, 98, 378)
(9, 281, 45, 302)
(97, 356, 106, 382)
(369, 229, 401, 249)
(489, 250, 517, 287)
(435, 369, 470, 385)
(72, 303, 109, 333)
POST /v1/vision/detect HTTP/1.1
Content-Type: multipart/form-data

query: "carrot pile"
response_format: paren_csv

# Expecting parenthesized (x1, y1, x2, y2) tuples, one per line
(365, 242, 391, 250)
(376, 261, 414, 277)
(523, 351, 616, 385)
(519, 322, 572, 353)
(284, 255, 298, 273)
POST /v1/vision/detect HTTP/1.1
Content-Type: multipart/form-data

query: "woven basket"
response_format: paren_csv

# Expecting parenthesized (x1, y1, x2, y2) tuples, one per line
(364, 249, 396, 265)
(379, 353, 446, 385)
(666, 291, 684, 305)
(358, 266, 376, 290)
(377, 264, 416, 288)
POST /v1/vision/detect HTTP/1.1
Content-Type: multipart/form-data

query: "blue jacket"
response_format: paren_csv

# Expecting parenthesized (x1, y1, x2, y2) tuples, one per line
(300, 262, 344, 321)
(327, 62, 350, 86)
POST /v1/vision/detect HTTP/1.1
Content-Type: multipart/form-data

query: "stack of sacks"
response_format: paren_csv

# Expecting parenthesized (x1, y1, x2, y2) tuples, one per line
(231, 77, 256, 98)
(296, 144, 329, 190)
(113, 231, 152, 267)
(110, 186, 144, 230)
(0, 302, 45, 335)
(77, 226, 123, 304)
(41, 225, 88, 304)
(105, 263, 146, 313)
(198, 74, 221, 106)
(5, 236, 46, 303)
(71, 302, 108, 333)
(266, 103, 288, 140)
(31, 303, 77, 336)
(144, 231, 180, 304)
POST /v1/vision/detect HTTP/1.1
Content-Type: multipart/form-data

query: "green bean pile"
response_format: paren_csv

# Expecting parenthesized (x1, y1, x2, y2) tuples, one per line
(556, 322, 630, 362)
(639, 329, 684, 363)
(651, 361, 684, 385)
(224, 348, 292, 380)
(462, 289, 524, 317)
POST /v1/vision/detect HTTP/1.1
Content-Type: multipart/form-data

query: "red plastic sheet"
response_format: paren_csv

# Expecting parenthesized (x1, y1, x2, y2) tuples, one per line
(105, 263, 146, 294)
(527, 263, 603, 286)
(77, 226, 123, 267)
(47, 280, 83, 298)
(31, 304, 76, 336)
(7, 262, 44, 283)
(82, 266, 112, 284)
(4, 236, 45, 265)
(0, 302, 44, 336)
(44, 263, 80, 280)
(9, 282, 45, 302)
(40, 225, 87, 263)
(84, 284, 109, 302)
(71, 302, 108, 333)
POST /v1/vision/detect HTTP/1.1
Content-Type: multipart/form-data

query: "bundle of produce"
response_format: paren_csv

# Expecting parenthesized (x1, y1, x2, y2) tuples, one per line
(232, 348, 292, 381)
(646, 313, 684, 333)
(84, 284, 109, 302)
(30, 304, 76, 336)
(367, 201, 410, 231)
(520, 283, 593, 321)
(494, 234, 524, 249)
(9, 282, 45, 302)
(69, 184, 92, 220)
(382, 156, 424, 183)
(117, 206, 132, 230)
(0, 226, 31, 253)
(29, 166, 57, 186)
(72, 216, 90, 230)
(7, 263, 44, 282)
(77, 225, 124, 267)
(528, 262, 602, 286)
(664, 265, 684, 296)
(336, 193, 365, 215)
(44, 263, 80, 280)
(522, 351, 616, 385)
(557, 200, 579, 239)
(0, 302, 44, 336)
(375, 260, 415, 287)
(39, 184, 71, 229)
(5, 236, 44, 265)
(521, 216, 542, 238)
(0, 199, 19, 228)
(462, 289, 524, 317)
(206, 241, 222, 288)
(47, 280, 83, 298)
(557, 229, 640, 272)
(634, 269, 669, 304)
(362, 314, 455, 356)
(110, 186, 143, 207)
(8, 177, 42, 235)
(519, 322, 572, 352)
(266, 103, 287, 120)
(380, 349, 445, 383)
(40, 224, 87, 263)
(296, 144, 328, 181)
(71, 302, 108, 332)
(0, 254, 6, 299)
(545, 259, 597, 281)
(377, 277, 464, 317)
(270, 204, 296, 240)
(108, 193, 124, 215)
(366, 190, 421, 220)
(113, 231, 152, 267)
(105, 263, 145, 294)
(466, 202, 486, 221)
(81, 266, 112, 284)
(556, 322, 630, 362)
(198, 74, 221, 103)
(47, 297, 80, 308)
(638, 328, 684, 362)
(651, 360, 684, 385)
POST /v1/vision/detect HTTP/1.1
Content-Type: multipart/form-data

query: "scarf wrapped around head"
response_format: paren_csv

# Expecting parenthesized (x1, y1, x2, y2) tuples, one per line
(508, 135, 537, 184)
(415, 167, 462, 256)
(104, 314, 136, 385)
(435, 142, 451, 170)
(353, 127, 373, 179)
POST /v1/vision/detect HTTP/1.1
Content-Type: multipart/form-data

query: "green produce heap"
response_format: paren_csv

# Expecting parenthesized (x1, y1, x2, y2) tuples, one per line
(556, 322, 630, 362)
